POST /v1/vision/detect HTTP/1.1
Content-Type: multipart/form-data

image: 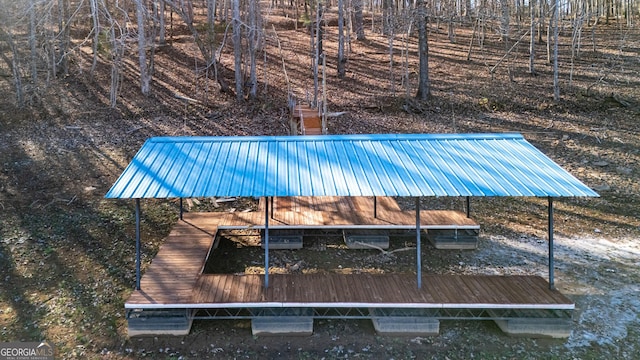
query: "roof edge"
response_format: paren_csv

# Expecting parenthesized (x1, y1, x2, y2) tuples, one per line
(146, 133, 525, 143)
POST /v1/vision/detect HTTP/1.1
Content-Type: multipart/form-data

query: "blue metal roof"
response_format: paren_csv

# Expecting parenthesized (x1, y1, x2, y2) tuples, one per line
(105, 133, 599, 199)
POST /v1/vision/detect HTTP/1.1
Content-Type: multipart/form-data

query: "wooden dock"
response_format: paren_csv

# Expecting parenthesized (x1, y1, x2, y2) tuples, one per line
(125, 196, 573, 337)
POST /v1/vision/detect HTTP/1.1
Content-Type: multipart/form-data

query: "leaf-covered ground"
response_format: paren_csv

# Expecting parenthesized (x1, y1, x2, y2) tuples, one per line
(1, 8, 639, 359)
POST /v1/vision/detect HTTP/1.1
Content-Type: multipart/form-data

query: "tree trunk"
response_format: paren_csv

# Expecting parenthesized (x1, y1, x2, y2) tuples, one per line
(0, 28, 25, 107)
(313, 1, 323, 106)
(529, 0, 536, 74)
(109, 25, 124, 108)
(416, 0, 430, 100)
(233, 0, 244, 101)
(207, 0, 217, 26)
(57, 0, 70, 77)
(29, 0, 38, 85)
(89, 0, 100, 76)
(538, 0, 546, 43)
(248, 0, 259, 99)
(448, 15, 455, 43)
(158, 0, 167, 45)
(135, 0, 152, 95)
(547, 5, 553, 63)
(353, 0, 365, 40)
(337, 0, 346, 78)
(383, 0, 393, 36)
(552, 0, 560, 100)
(500, 0, 510, 52)
(464, 0, 472, 18)
(467, 18, 477, 60)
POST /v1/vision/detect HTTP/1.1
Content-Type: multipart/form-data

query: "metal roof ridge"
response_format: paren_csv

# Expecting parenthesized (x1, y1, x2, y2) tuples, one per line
(147, 133, 525, 143)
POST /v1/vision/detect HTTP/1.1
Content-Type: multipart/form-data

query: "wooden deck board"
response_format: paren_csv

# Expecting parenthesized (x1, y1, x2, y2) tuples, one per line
(144, 274, 573, 308)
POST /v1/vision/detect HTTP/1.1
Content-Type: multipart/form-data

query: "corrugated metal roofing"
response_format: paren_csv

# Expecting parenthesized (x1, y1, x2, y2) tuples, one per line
(105, 133, 599, 199)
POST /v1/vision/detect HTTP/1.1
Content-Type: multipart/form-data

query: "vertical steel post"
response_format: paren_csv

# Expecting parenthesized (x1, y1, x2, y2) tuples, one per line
(135, 199, 141, 291)
(270, 196, 274, 219)
(465, 196, 471, 218)
(548, 197, 555, 290)
(179, 198, 183, 220)
(416, 197, 422, 289)
(264, 196, 270, 288)
(373, 196, 378, 218)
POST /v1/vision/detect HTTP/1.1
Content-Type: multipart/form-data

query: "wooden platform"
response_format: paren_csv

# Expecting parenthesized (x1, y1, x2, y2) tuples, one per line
(189, 273, 572, 309)
(125, 196, 573, 337)
(126, 196, 568, 310)
(127, 221, 217, 306)
(185, 196, 480, 231)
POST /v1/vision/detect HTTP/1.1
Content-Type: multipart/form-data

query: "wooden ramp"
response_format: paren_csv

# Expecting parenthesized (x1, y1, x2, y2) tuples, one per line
(127, 221, 217, 306)
(291, 105, 323, 135)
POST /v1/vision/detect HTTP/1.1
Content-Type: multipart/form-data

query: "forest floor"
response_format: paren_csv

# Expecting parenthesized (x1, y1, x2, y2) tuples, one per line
(1, 6, 640, 359)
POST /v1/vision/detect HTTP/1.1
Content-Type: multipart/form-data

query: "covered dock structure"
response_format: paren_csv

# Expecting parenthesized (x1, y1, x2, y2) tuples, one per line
(105, 133, 598, 337)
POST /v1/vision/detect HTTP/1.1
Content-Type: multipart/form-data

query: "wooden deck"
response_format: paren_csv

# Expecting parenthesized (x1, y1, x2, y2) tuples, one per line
(188, 273, 573, 309)
(126, 196, 571, 314)
(185, 196, 479, 230)
(127, 220, 217, 306)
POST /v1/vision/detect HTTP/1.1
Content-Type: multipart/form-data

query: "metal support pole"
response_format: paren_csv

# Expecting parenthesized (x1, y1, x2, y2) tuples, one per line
(373, 196, 378, 218)
(179, 198, 183, 220)
(270, 196, 274, 219)
(416, 197, 422, 289)
(135, 199, 141, 291)
(548, 197, 555, 290)
(465, 196, 471, 218)
(264, 196, 270, 288)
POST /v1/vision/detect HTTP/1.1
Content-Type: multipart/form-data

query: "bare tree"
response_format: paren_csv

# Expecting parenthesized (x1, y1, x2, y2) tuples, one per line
(105, 0, 130, 108)
(247, 0, 262, 99)
(29, 0, 38, 85)
(529, 0, 537, 74)
(56, 0, 71, 77)
(0, 27, 24, 106)
(500, 0, 510, 52)
(135, 0, 152, 95)
(353, 0, 365, 40)
(337, 0, 346, 78)
(156, 0, 167, 45)
(416, 0, 430, 100)
(89, 0, 100, 75)
(233, 0, 244, 100)
(163, 0, 232, 94)
(552, 0, 560, 100)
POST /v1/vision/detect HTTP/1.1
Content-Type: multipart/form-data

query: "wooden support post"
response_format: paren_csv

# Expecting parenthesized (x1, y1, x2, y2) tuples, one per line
(135, 199, 141, 291)
(416, 197, 422, 289)
(264, 196, 270, 288)
(548, 197, 555, 290)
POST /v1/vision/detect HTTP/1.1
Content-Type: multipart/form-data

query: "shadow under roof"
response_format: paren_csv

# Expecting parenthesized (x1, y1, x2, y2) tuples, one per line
(105, 133, 599, 199)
